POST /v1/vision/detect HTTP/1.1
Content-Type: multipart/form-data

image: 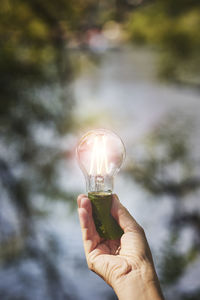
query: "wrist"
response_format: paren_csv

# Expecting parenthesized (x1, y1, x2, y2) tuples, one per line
(113, 263, 164, 300)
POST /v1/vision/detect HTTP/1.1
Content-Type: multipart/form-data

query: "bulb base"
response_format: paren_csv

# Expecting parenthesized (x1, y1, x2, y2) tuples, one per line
(87, 175, 113, 193)
(88, 191, 124, 240)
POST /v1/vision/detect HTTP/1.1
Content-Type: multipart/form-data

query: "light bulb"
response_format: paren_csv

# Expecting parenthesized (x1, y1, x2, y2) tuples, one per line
(76, 129, 125, 240)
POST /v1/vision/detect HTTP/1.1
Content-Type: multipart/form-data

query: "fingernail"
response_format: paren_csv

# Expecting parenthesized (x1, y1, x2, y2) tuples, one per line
(80, 196, 88, 208)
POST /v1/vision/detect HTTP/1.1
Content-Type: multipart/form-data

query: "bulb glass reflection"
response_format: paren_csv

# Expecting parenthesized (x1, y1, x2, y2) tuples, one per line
(77, 129, 125, 193)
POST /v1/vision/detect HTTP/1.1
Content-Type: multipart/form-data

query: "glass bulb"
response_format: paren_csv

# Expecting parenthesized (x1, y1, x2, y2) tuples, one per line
(76, 128, 125, 193)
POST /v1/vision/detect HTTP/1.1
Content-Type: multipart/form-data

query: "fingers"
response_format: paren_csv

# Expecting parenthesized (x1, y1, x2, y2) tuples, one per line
(77, 194, 100, 257)
(111, 194, 142, 234)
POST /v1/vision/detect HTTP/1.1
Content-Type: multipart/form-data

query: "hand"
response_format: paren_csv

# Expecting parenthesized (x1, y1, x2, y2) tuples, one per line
(77, 194, 164, 300)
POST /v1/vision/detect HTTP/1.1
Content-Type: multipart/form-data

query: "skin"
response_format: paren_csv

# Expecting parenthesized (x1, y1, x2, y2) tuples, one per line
(77, 194, 165, 300)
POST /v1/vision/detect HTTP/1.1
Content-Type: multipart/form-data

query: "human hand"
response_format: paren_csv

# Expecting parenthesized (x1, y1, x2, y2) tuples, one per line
(77, 194, 164, 300)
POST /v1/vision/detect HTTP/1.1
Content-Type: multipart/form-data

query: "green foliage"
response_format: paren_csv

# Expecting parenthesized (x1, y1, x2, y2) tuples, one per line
(127, 114, 200, 294)
(159, 236, 198, 287)
(126, 0, 200, 85)
(0, 1, 200, 298)
(0, 0, 71, 224)
(127, 115, 198, 197)
(160, 244, 187, 286)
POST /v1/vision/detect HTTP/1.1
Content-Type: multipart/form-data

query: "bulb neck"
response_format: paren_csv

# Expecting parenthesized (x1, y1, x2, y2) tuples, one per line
(86, 175, 113, 193)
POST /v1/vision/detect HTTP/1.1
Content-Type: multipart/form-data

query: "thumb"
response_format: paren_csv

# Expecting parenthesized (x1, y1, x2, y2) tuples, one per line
(111, 194, 142, 233)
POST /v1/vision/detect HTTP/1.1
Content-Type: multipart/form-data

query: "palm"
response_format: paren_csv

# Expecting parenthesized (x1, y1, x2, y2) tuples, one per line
(87, 228, 148, 286)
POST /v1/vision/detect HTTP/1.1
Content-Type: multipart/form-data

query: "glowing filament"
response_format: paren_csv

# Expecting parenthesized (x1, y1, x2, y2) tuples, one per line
(89, 135, 109, 175)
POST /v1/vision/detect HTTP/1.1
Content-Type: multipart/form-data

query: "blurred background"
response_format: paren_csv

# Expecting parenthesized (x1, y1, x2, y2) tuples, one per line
(0, 0, 200, 299)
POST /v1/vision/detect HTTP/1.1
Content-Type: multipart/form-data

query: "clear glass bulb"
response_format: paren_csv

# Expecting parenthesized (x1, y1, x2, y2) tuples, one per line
(76, 128, 126, 193)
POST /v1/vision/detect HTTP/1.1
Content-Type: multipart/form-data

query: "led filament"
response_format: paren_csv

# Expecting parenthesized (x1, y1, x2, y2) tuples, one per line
(89, 135, 108, 176)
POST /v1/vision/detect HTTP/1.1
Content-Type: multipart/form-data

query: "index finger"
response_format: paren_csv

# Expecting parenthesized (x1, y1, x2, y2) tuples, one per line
(77, 195, 100, 256)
